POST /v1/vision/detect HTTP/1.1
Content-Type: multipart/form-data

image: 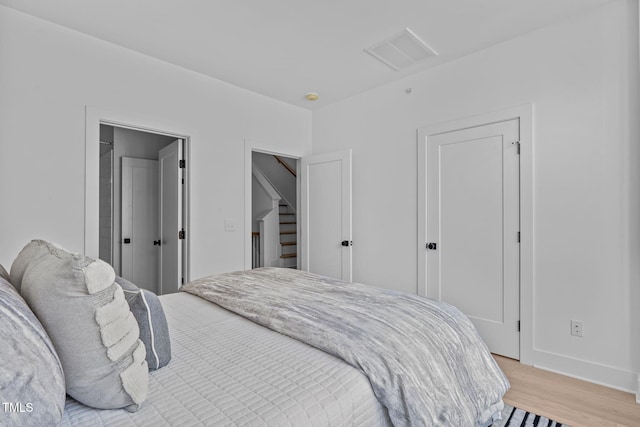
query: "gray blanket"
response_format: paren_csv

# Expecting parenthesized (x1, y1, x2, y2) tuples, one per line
(181, 268, 509, 427)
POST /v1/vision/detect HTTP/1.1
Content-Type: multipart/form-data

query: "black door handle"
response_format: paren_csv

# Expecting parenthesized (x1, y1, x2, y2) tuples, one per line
(153, 240, 161, 246)
(123, 238, 131, 244)
(427, 242, 437, 250)
(341, 240, 353, 247)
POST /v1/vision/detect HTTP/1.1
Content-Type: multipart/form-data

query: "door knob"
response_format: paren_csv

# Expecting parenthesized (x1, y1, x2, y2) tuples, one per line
(153, 240, 161, 246)
(341, 240, 353, 247)
(427, 242, 437, 250)
(123, 238, 131, 244)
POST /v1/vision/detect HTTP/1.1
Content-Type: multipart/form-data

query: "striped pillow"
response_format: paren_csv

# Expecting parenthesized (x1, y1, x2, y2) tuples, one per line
(116, 276, 172, 371)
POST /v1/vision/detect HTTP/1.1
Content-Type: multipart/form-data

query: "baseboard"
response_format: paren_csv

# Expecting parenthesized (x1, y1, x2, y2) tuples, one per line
(529, 349, 638, 396)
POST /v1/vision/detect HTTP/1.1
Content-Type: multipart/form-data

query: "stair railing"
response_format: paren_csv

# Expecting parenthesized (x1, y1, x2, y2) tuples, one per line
(273, 155, 296, 177)
(251, 232, 260, 268)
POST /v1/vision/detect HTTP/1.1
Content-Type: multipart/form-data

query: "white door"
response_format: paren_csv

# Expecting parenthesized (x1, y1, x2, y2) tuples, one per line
(300, 150, 352, 281)
(425, 119, 520, 359)
(121, 157, 159, 293)
(158, 139, 184, 295)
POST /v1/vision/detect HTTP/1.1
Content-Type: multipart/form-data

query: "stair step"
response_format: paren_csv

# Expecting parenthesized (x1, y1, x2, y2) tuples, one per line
(280, 253, 297, 258)
(280, 213, 295, 216)
(280, 221, 296, 225)
(281, 241, 297, 246)
(280, 231, 296, 235)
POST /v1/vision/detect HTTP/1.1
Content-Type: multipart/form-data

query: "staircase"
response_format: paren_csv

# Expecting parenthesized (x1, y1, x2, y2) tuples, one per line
(278, 203, 297, 268)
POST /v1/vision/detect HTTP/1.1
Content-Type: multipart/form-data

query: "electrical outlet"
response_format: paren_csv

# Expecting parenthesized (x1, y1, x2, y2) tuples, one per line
(570, 320, 583, 337)
(224, 219, 237, 232)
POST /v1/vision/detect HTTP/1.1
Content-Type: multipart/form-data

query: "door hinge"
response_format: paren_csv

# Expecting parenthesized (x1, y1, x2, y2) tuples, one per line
(178, 228, 185, 240)
(512, 141, 521, 154)
(517, 232, 521, 242)
(517, 321, 521, 332)
(181, 277, 184, 285)
(179, 159, 186, 168)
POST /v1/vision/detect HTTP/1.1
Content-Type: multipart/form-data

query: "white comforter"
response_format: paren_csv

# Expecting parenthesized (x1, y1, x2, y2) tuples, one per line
(182, 268, 509, 427)
(61, 292, 391, 426)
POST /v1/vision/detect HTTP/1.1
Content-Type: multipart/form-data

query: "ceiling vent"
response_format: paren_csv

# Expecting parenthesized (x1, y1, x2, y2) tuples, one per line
(364, 28, 437, 71)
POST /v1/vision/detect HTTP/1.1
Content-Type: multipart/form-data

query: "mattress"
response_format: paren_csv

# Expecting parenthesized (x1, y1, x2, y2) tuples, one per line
(61, 292, 392, 426)
(182, 268, 508, 427)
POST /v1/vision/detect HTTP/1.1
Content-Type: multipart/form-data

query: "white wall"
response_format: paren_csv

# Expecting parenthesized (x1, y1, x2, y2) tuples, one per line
(313, 0, 639, 394)
(0, 6, 312, 281)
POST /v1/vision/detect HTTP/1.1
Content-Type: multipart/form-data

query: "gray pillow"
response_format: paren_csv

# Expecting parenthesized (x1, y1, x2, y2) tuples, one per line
(116, 276, 172, 370)
(14, 240, 149, 411)
(0, 263, 9, 281)
(0, 276, 66, 427)
(9, 241, 53, 293)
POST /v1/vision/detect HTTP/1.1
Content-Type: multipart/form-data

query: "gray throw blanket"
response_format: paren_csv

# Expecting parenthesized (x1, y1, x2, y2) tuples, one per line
(181, 268, 509, 427)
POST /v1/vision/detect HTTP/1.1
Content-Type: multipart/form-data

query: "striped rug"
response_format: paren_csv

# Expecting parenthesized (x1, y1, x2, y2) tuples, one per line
(491, 404, 569, 427)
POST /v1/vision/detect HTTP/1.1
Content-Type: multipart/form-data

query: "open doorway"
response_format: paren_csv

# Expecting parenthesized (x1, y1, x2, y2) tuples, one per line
(98, 124, 188, 295)
(251, 151, 299, 269)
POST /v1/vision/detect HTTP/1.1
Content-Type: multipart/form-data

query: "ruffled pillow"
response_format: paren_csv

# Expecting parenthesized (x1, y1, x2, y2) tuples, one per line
(15, 240, 148, 411)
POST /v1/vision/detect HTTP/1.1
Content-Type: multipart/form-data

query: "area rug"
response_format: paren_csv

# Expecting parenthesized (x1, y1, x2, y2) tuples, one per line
(491, 404, 569, 427)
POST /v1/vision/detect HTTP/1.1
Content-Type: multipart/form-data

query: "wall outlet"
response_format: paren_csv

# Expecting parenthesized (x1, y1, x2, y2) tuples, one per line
(570, 320, 583, 337)
(224, 219, 237, 232)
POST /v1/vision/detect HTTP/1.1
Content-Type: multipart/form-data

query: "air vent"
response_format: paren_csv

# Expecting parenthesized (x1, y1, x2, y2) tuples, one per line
(364, 28, 437, 71)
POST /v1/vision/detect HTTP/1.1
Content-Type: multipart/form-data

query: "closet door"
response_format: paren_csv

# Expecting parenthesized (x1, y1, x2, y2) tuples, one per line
(421, 119, 521, 359)
(121, 157, 159, 293)
(158, 139, 184, 295)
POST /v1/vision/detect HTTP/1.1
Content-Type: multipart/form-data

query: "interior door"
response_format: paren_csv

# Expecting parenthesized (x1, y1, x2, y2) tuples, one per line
(300, 150, 352, 281)
(121, 157, 159, 293)
(158, 139, 183, 295)
(426, 119, 520, 359)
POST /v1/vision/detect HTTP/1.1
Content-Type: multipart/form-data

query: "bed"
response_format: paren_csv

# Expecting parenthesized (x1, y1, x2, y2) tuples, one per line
(2, 240, 509, 427)
(62, 291, 392, 426)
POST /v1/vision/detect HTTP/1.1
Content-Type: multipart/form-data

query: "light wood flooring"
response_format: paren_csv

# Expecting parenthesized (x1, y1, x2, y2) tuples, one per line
(494, 355, 640, 427)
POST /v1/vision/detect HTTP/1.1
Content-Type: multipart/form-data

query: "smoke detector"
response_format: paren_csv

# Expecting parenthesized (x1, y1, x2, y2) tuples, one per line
(364, 28, 437, 71)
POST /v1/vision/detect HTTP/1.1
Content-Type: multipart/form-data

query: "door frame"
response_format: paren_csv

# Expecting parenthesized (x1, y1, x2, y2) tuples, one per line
(85, 106, 191, 284)
(244, 141, 302, 270)
(417, 103, 533, 365)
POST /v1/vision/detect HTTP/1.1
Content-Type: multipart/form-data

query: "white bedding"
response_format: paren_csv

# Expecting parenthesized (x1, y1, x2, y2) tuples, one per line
(61, 292, 392, 426)
(182, 268, 507, 427)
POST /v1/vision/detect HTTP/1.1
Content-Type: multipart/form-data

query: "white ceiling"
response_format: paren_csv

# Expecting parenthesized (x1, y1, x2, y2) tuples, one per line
(0, 0, 615, 109)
